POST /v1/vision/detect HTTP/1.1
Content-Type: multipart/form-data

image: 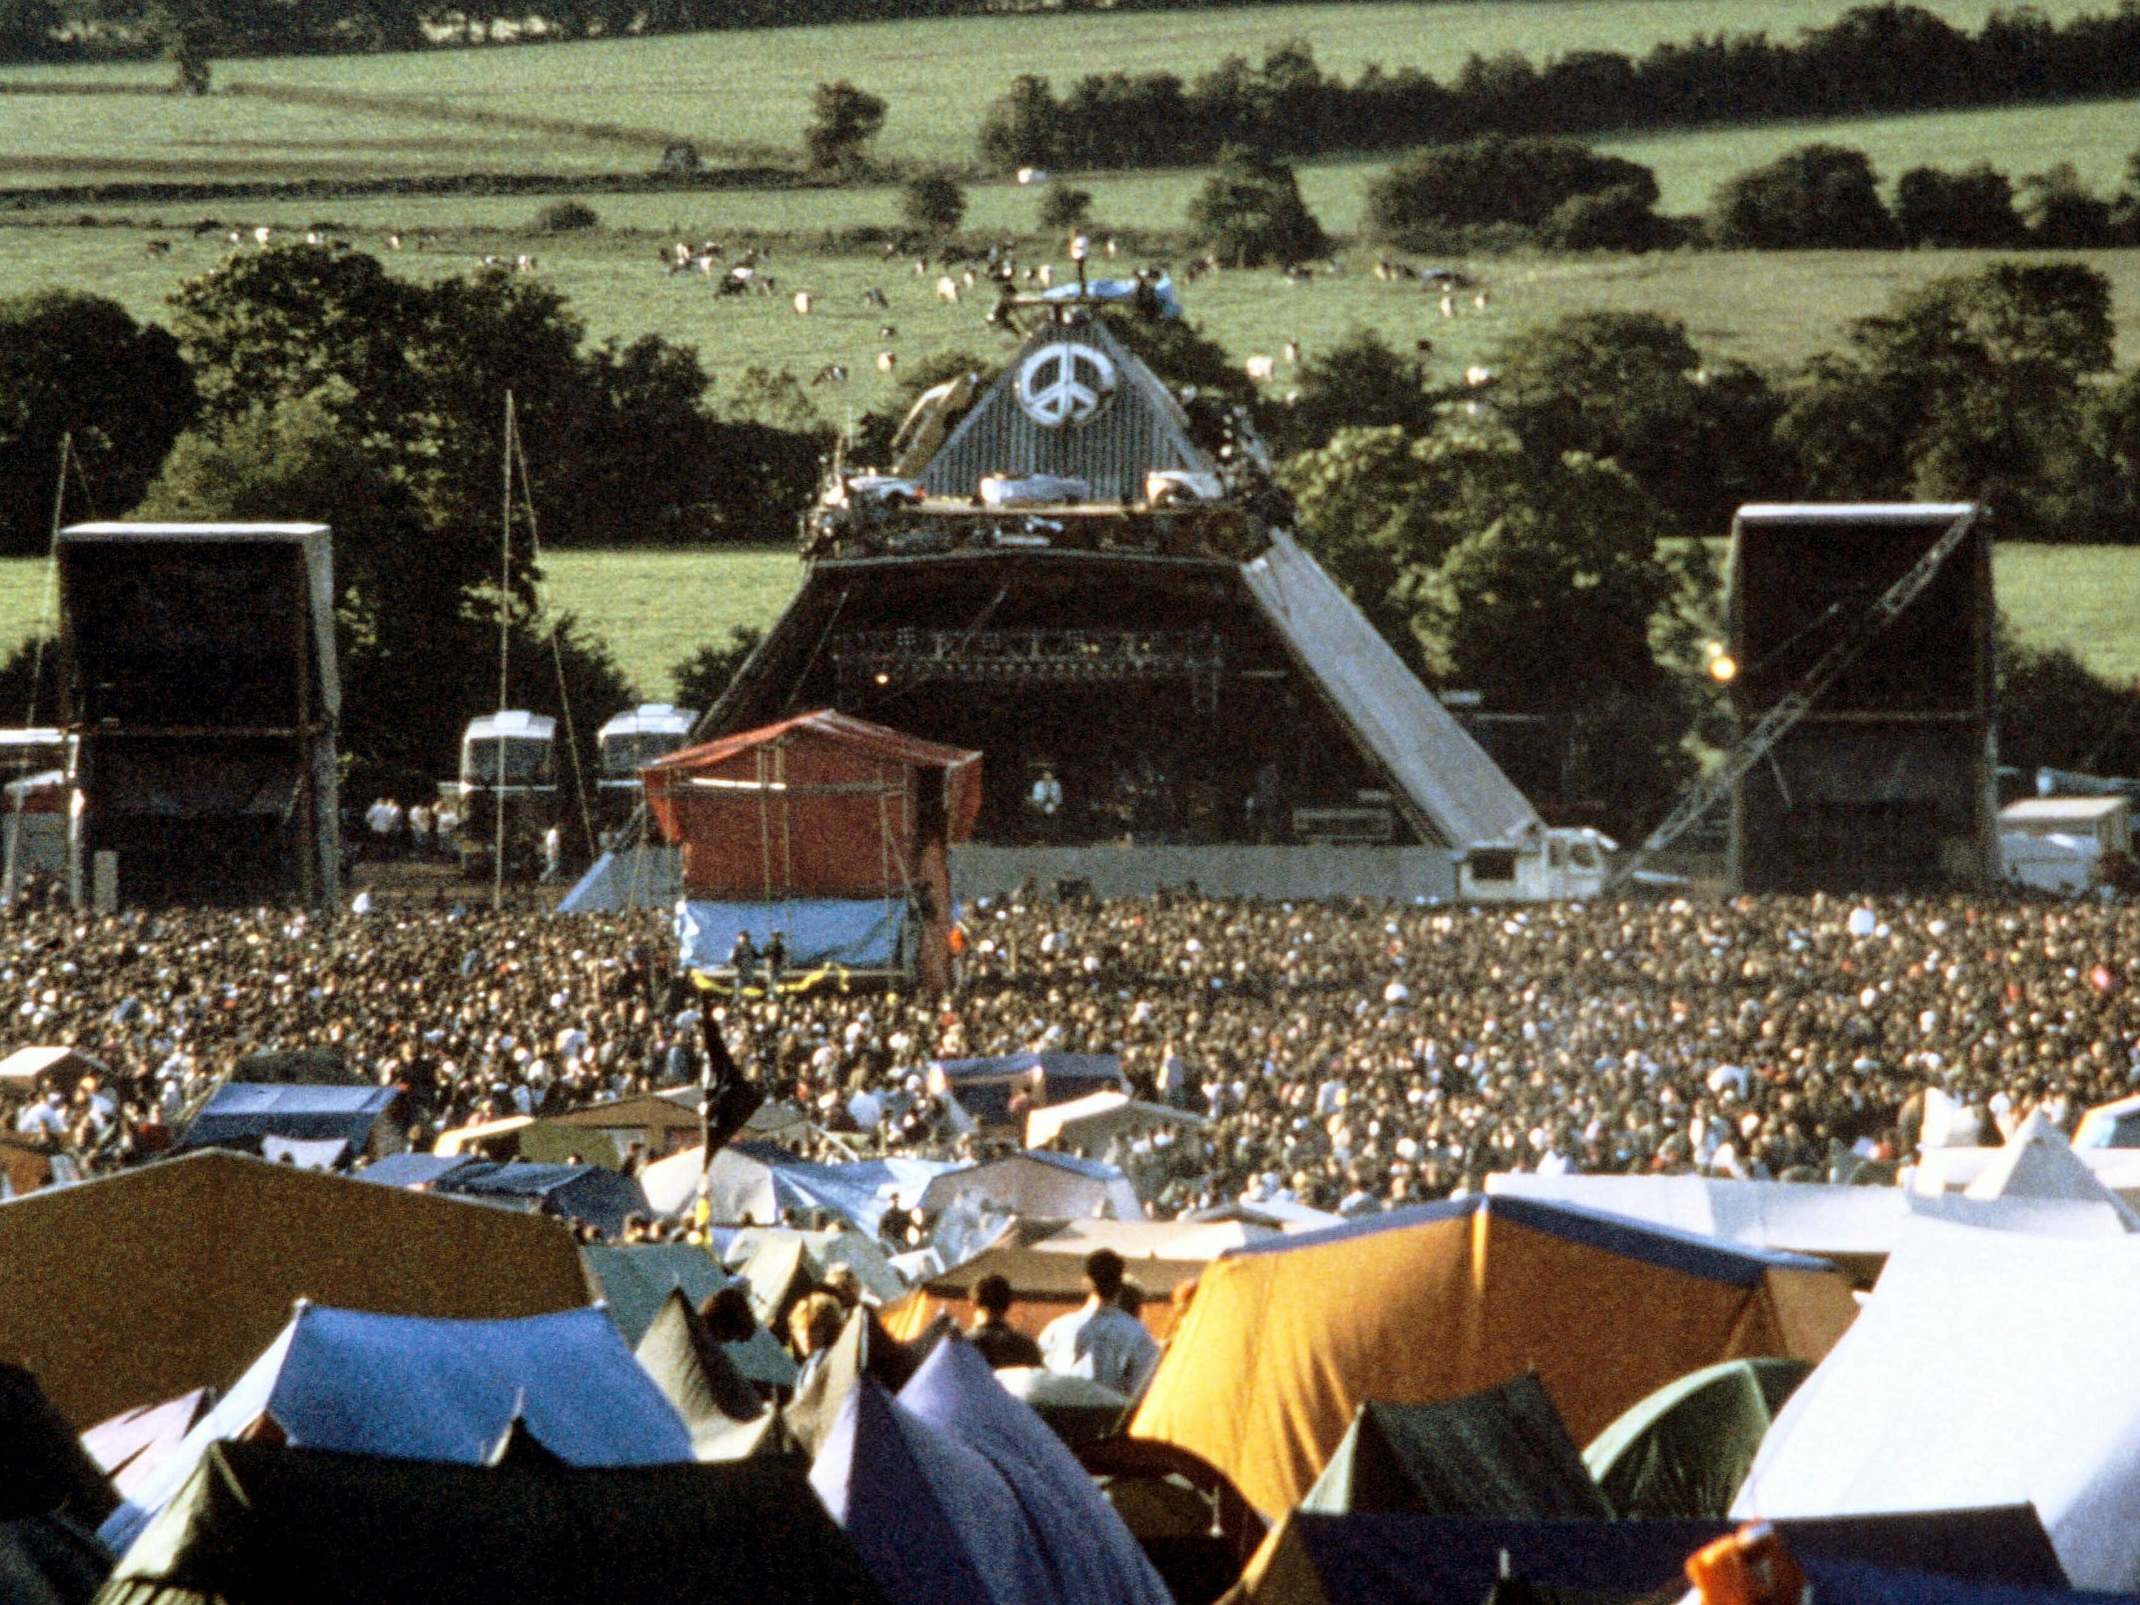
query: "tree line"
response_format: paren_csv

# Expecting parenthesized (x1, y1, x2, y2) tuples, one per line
(1343, 135, 2140, 255)
(977, 8, 2140, 172)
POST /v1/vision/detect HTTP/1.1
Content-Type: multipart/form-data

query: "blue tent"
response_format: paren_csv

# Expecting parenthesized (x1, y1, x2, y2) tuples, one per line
(361, 1157, 650, 1237)
(927, 1052, 1125, 1127)
(809, 1378, 1043, 1605)
(173, 1083, 395, 1160)
(898, 1331, 1170, 1605)
(1233, 1509, 2065, 1605)
(101, 1304, 692, 1555)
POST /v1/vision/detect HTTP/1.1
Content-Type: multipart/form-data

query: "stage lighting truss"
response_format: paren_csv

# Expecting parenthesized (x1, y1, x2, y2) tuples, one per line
(834, 627, 1225, 713)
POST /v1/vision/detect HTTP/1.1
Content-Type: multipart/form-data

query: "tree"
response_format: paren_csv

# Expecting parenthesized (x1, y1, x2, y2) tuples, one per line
(804, 80, 886, 175)
(2017, 162, 2113, 246)
(0, 291, 197, 554)
(670, 625, 765, 717)
(1186, 145, 1327, 268)
(0, 0, 61, 62)
(1284, 416, 1699, 830)
(129, 397, 477, 797)
(1778, 262, 2116, 536)
(978, 73, 1065, 171)
(1264, 327, 1435, 456)
(900, 172, 966, 235)
(1367, 135, 1658, 245)
(1709, 143, 1896, 248)
(1893, 163, 2025, 247)
(1038, 184, 1092, 233)
(1485, 312, 1785, 533)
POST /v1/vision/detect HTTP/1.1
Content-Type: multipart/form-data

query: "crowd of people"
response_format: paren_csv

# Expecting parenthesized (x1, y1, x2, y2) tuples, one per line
(3, 889, 2135, 1227)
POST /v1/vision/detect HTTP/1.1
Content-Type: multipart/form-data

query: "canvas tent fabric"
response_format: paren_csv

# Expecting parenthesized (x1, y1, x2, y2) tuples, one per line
(1027, 1090, 1209, 1154)
(995, 1367, 1131, 1450)
(722, 1224, 911, 1305)
(1129, 1193, 1858, 1518)
(0, 1151, 593, 1431)
(897, 1332, 1173, 1605)
(1734, 1217, 2140, 1590)
(929, 1051, 1126, 1127)
(81, 1392, 213, 1505)
(96, 1438, 888, 1605)
(678, 897, 909, 973)
(2074, 1092, 2140, 1149)
(783, 1307, 932, 1459)
(633, 1290, 786, 1461)
(881, 1241, 1200, 1346)
(919, 1150, 1145, 1221)
(102, 1303, 693, 1555)
(558, 842, 682, 913)
(1957, 1110, 2140, 1226)
(0, 1046, 106, 1084)
(809, 1377, 1045, 1605)
(1583, 1356, 1809, 1519)
(1227, 1509, 2068, 1605)
(1298, 1374, 1611, 1520)
(644, 709, 980, 901)
(582, 1243, 733, 1345)
(171, 1083, 395, 1158)
(419, 1161, 649, 1237)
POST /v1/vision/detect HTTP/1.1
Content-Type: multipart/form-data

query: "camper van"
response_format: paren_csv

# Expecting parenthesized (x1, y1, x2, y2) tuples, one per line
(594, 704, 697, 829)
(1457, 826, 1616, 903)
(438, 711, 558, 852)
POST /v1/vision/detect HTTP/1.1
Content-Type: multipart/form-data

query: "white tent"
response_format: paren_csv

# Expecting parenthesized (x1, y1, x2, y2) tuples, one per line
(919, 1152, 1144, 1222)
(1958, 1110, 2140, 1227)
(1735, 1217, 2140, 1589)
(1024, 1092, 1208, 1154)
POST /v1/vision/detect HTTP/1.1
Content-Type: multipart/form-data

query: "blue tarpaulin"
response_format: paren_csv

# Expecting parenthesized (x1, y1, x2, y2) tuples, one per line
(899, 1333, 1171, 1605)
(101, 1304, 694, 1555)
(678, 898, 908, 972)
(174, 1083, 394, 1158)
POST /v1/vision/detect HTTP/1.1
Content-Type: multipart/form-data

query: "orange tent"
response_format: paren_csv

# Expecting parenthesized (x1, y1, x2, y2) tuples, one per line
(1128, 1194, 1856, 1518)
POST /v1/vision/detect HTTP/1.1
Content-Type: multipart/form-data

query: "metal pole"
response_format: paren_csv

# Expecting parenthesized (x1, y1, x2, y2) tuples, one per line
(494, 391, 514, 913)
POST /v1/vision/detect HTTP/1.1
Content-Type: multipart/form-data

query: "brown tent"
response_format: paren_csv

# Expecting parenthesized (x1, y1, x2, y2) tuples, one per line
(0, 1151, 593, 1428)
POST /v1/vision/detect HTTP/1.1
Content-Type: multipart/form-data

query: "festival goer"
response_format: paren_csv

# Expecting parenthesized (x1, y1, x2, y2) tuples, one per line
(1039, 1247, 1160, 1398)
(968, 1273, 1044, 1370)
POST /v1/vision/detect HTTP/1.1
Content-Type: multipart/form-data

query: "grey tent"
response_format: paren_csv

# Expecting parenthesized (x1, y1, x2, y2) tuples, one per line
(634, 1290, 791, 1461)
(582, 1243, 732, 1345)
(1583, 1356, 1811, 1519)
(94, 1438, 888, 1604)
(1299, 1373, 1612, 1519)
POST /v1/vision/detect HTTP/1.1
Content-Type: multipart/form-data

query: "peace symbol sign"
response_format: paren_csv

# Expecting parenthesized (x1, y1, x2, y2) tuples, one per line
(1016, 342, 1116, 428)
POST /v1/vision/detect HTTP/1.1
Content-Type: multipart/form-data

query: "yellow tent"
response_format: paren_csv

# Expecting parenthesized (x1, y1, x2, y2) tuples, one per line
(1129, 1194, 1855, 1518)
(0, 1150, 595, 1428)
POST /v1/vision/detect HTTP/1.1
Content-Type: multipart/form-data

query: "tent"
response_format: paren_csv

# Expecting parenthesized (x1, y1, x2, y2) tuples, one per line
(897, 1331, 1172, 1605)
(0, 1047, 105, 1086)
(809, 1377, 1040, 1605)
(648, 1144, 949, 1235)
(581, 1243, 732, 1345)
(994, 1367, 1130, 1450)
(1129, 1193, 1858, 1517)
(102, 1303, 694, 1554)
(80, 1390, 214, 1504)
(97, 1438, 888, 1604)
(1025, 1090, 1208, 1155)
(722, 1224, 910, 1306)
(1227, 1509, 2067, 1605)
(646, 710, 981, 990)
(634, 1290, 788, 1460)
(784, 1306, 934, 1459)
(170, 1083, 398, 1162)
(1583, 1356, 1809, 1520)
(2074, 1092, 2140, 1149)
(362, 1154, 647, 1234)
(0, 1136, 67, 1198)
(1735, 1217, 2140, 1590)
(928, 1052, 1126, 1128)
(545, 1092, 712, 1159)
(1030, 1217, 1272, 1261)
(1957, 1110, 2140, 1226)
(919, 1151, 1144, 1222)
(0, 1151, 593, 1431)
(1299, 1373, 1611, 1520)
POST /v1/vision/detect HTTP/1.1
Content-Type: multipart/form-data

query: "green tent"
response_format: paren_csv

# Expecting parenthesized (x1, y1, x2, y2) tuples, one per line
(583, 1242, 730, 1345)
(1299, 1373, 1613, 1520)
(1582, 1356, 1810, 1519)
(95, 1438, 888, 1605)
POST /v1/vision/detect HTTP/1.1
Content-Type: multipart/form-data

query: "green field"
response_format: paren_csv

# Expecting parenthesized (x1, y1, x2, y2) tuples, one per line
(0, 542, 2125, 703)
(4, 0, 2126, 181)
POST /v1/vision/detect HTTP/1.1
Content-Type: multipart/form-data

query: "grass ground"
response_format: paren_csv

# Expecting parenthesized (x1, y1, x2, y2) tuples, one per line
(4, 0, 2124, 179)
(0, 543, 2123, 703)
